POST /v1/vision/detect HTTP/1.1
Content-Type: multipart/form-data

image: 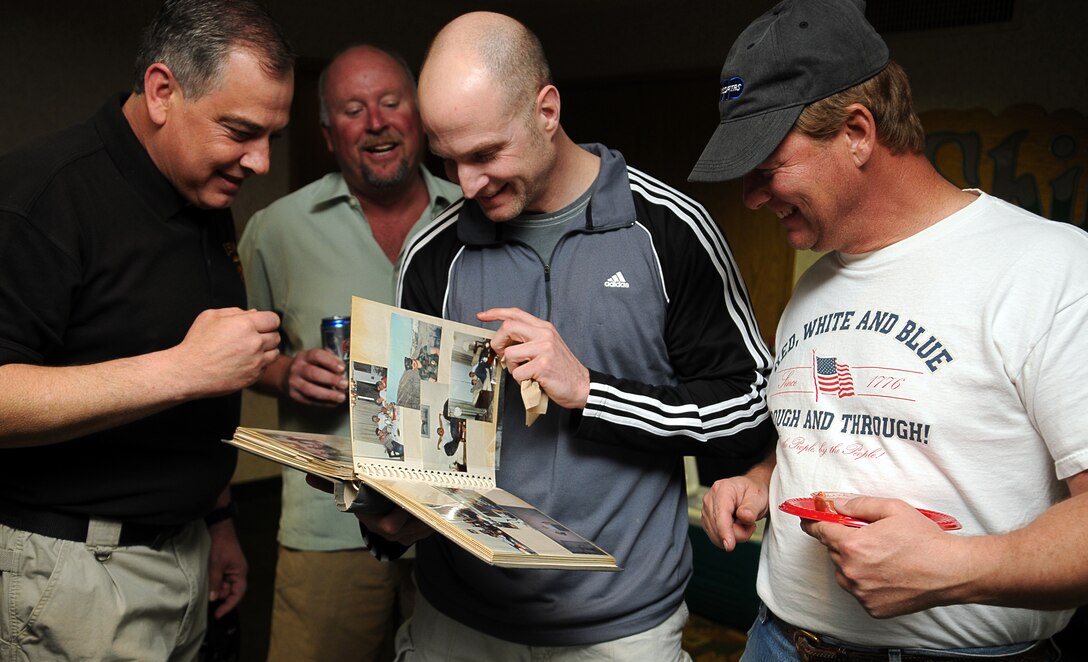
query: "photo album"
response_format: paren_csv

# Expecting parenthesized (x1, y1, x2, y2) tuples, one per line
(229, 296, 618, 571)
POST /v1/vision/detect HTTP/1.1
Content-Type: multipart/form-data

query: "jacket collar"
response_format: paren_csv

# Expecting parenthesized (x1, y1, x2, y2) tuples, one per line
(457, 143, 636, 246)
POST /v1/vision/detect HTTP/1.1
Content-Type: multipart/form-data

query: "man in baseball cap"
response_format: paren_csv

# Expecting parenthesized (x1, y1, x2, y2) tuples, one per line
(690, 0, 887, 183)
(697, 0, 1088, 660)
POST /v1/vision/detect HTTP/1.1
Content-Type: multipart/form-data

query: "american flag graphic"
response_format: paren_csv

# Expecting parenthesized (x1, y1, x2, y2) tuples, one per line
(815, 355, 855, 398)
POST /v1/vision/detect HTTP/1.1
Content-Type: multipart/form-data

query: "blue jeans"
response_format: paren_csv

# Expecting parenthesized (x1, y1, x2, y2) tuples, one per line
(741, 604, 1060, 661)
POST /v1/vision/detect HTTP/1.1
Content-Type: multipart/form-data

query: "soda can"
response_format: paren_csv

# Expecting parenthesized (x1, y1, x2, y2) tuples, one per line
(321, 316, 351, 374)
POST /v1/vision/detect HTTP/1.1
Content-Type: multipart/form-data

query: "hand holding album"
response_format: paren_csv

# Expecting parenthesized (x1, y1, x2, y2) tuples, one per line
(227, 297, 617, 570)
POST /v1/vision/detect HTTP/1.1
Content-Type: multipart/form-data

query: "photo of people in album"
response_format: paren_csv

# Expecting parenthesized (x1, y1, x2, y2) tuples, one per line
(261, 431, 352, 463)
(348, 298, 502, 478)
(402, 485, 610, 558)
(230, 298, 617, 570)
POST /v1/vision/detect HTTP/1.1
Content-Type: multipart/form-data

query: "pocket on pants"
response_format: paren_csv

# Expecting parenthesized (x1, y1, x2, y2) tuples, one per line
(0, 637, 30, 662)
(1, 526, 69, 654)
(0, 527, 80, 657)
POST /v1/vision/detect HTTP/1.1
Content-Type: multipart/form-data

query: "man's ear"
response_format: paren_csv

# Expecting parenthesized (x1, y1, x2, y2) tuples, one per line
(536, 85, 561, 137)
(842, 103, 876, 167)
(142, 63, 181, 127)
(320, 123, 335, 154)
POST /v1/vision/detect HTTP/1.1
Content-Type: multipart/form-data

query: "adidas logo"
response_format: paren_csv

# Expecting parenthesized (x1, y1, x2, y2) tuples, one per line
(603, 272, 630, 288)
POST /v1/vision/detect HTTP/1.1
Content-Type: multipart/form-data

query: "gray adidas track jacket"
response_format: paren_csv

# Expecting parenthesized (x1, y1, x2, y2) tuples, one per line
(389, 144, 774, 646)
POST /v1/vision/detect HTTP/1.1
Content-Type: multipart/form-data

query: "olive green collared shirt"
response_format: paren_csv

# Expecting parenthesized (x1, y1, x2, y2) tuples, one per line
(240, 167, 459, 550)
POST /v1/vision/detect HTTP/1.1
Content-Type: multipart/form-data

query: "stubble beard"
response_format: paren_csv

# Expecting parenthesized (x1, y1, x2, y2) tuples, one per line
(362, 157, 412, 190)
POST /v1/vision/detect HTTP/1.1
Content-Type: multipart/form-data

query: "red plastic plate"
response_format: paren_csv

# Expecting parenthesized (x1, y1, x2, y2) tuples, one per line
(779, 497, 962, 531)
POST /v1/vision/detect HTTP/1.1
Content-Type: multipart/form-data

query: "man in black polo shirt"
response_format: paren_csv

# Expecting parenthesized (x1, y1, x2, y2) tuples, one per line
(0, 1, 293, 659)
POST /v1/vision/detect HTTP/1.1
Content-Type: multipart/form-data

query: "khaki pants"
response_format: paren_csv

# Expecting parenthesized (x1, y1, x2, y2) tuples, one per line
(0, 520, 209, 662)
(395, 592, 693, 662)
(267, 546, 414, 662)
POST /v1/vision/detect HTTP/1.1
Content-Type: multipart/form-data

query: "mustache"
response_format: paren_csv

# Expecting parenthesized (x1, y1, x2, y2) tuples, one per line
(359, 132, 401, 150)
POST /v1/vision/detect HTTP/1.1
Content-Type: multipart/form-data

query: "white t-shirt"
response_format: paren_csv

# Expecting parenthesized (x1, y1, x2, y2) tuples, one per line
(760, 191, 1088, 647)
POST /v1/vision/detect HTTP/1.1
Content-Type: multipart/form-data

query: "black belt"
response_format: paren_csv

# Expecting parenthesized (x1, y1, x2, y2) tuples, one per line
(0, 501, 183, 550)
(772, 615, 1058, 662)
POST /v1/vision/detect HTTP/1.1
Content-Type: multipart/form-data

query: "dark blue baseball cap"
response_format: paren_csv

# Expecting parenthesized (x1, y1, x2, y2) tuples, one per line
(689, 0, 889, 182)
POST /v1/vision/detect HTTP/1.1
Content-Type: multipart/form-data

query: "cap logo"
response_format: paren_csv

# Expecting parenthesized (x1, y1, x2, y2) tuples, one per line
(719, 77, 744, 102)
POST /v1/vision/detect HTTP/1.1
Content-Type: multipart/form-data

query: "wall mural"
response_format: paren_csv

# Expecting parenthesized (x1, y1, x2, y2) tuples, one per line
(923, 105, 1088, 226)
(794, 105, 1088, 281)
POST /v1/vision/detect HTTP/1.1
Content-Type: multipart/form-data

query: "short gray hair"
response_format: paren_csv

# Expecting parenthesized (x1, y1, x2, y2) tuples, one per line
(133, 0, 295, 99)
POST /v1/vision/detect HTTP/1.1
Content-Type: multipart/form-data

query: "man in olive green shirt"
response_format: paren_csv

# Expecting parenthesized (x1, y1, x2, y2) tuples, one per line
(239, 45, 458, 661)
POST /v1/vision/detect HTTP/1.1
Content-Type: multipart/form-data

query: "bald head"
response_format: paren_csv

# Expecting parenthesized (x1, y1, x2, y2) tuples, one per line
(318, 44, 425, 196)
(418, 12, 595, 221)
(319, 45, 415, 125)
(421, 12, 550, 119)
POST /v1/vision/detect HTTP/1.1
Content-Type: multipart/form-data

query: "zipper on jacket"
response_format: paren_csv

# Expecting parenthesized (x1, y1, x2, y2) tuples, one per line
(507, 237, 556, 320)
(543, 263, 552, 318)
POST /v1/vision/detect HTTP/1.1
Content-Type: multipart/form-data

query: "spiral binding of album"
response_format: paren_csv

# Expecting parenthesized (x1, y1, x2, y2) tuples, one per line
(356, 462, 495, 490)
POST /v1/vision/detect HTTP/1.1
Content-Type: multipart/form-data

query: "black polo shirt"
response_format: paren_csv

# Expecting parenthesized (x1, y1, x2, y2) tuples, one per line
(0, 95, 245, 526)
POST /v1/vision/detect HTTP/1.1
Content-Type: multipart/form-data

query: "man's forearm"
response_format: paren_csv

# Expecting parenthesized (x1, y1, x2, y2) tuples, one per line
(0, 353, 186, 448)
(953, 475, 1088, 610)
(745, 445, 777, 488)
(1, 308, 280, 448)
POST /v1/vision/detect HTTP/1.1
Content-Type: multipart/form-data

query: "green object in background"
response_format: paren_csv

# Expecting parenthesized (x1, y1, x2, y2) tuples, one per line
(685, 524, 761, 631)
